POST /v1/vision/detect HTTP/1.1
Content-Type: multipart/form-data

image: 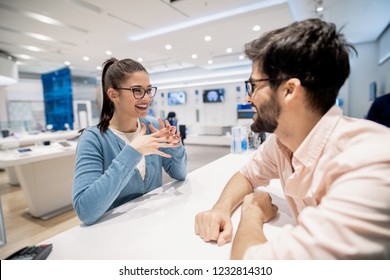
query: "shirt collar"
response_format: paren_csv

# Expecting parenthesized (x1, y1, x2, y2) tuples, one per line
(293, 105, 342, 168)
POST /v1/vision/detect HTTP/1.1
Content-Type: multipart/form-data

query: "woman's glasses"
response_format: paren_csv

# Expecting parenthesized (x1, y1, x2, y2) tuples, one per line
(114, 86, 157, 99)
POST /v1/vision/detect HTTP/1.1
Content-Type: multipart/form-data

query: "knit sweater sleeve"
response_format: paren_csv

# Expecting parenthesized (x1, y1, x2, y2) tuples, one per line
(72, 128, 142, 225)
(161, 143, 188, 181)
(144, 116, 188, 181)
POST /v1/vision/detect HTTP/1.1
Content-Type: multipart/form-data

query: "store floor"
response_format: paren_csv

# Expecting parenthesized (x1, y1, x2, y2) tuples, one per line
(0, 144, 230, 259)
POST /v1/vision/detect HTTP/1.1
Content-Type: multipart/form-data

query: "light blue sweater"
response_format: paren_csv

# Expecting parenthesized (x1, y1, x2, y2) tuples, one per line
(72, 116, 188, 225)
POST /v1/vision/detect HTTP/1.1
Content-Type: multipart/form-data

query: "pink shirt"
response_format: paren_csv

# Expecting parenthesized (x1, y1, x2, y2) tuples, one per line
(241, 106, 390, 259)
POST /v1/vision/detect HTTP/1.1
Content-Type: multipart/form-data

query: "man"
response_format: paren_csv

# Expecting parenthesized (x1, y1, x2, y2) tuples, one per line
(195, 18, 390, 259)
(366, 92, 390, 127)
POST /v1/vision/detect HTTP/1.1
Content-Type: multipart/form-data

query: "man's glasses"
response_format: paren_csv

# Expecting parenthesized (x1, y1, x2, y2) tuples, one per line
(245, 78, 279, 97)
(114, 86, 157, 99)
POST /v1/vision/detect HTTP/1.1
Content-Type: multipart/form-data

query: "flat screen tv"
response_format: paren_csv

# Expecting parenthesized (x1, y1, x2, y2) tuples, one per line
(203, 88, 224, 103)
(167, 91, 186, 105)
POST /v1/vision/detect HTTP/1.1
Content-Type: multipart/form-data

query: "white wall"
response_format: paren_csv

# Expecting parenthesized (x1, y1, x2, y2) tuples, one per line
(348, 38, 390, 119)
(6, 79, 43, 102)
(349, 42, 380, 118)
(151, 81, 248, 135)
(0, 79, 45, 131)
(0, 86, 9, 123)
(338, 77, 350, 116)
(378, 55, 390, 95)
(0, 77, 100, 131)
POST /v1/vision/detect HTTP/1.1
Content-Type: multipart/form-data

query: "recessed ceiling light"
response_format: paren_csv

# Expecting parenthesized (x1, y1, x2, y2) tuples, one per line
(204, 35, 212, 42)
(96, 66, 102, 70)
(253, 25, 261, 32)
(316, 6, 324, 12)
(26, 33, 54, 41)
(83, 56, 90, 61)
(208, 60, 213, 64)
(105, 50, 112, 56)
(226, 48, 233, 53)
(238, 55, 245, 60)
(22, 45, 44, 52)
(165, 44, 172, 50)
(137, 57, 143, 62)
(191, 54, 198, 59)
(64, 61, 71, 66)
(130, 1, 280, 41)
(15, 54, 33, 60)
(27, 12, 62, 26)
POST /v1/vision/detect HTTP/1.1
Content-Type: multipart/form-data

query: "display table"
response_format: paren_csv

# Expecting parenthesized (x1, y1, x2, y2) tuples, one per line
(43, 152, 294, 259)
(4, 167, 19, 185)
(0, 141, 77, 219)
(0, 130, 79, 186)
(0, 130, 79, 150)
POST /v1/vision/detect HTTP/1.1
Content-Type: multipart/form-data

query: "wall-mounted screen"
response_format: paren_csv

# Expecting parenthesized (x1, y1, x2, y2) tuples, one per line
(167, 91, 186, 105)
(237, 104, 255, 119)
(203, 88, 224, 103)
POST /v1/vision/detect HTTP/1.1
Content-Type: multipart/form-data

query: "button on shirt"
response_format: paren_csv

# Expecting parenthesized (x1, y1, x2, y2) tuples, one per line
(240, 105, 390, 259)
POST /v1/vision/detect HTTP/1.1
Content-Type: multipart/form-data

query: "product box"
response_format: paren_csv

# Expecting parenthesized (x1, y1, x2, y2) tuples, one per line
(231, 126, 248, 154)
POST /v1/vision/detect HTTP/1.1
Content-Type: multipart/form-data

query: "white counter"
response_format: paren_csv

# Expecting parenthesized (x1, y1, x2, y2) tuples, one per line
(43, 152, 294, 259)
(0, 141, 76, 168)
(0, 130, 79, 186)
(0, 130, 79, 150)
(0, 141, 77, 219)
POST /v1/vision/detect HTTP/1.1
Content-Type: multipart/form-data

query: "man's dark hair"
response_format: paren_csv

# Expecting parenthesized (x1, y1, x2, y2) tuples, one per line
(244, 18, 357, 114)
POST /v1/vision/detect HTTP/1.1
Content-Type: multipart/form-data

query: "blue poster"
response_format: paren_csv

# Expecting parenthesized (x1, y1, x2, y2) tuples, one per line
(41, 67, 73, 130)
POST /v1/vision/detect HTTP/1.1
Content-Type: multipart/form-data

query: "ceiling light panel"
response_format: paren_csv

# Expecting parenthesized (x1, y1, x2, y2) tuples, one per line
(129, 2, 293, 70)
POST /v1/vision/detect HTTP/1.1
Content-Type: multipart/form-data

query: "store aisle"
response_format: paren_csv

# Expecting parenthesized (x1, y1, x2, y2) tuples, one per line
(163, 144, 230, 184)
(0, 144, 230, 259)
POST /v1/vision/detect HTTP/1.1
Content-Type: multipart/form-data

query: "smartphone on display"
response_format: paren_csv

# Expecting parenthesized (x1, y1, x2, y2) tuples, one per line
(17, 148, 32, 153)
(58, 141, 71, 147)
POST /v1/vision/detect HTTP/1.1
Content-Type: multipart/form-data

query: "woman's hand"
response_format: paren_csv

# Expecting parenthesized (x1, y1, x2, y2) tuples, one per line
(149, 119, 181, 146)
(130, 120, 180, 158)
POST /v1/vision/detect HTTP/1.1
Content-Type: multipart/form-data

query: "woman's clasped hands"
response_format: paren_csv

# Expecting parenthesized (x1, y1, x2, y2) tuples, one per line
(130, 118, 181, 158)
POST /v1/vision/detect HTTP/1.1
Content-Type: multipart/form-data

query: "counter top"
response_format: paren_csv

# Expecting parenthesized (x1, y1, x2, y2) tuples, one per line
(43, 152, 294, 259)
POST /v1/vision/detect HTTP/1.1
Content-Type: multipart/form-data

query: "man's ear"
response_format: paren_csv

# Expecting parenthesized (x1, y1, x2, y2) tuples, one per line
(284, 78, 302, 103)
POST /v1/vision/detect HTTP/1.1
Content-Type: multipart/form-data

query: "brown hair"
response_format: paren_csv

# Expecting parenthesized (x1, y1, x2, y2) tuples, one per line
(97, 57, 147, 133)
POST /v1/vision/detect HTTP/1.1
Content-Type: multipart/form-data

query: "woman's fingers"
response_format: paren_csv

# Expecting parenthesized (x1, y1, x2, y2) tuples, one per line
(139, 123, 147, 135)
(148, 123, 159, 133)
(144, 121, 180, 146)
(158, 118, 165, 129)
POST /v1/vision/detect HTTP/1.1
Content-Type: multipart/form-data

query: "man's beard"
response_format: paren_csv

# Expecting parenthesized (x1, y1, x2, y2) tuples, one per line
(250, 94, 281, 134)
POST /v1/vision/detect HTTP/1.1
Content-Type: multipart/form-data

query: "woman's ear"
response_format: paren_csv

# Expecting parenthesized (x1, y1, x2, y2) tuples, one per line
(107, 88, 118, 103)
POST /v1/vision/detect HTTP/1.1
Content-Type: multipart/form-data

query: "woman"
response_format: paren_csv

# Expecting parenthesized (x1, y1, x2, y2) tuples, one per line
(73, 58, 187, 225)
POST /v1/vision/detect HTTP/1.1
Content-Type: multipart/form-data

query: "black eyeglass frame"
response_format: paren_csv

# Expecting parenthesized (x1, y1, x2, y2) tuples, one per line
(114, 86, 158, 99)
(244, 78, 282, 97)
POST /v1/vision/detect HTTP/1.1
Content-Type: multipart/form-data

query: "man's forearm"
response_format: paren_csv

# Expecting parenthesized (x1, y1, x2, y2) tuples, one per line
(213, 171, 253, 215)
(231, 209, 267, 259)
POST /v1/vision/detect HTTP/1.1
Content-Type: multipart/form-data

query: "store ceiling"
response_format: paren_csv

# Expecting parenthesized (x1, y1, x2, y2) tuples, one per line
(0, 0, 389, 87)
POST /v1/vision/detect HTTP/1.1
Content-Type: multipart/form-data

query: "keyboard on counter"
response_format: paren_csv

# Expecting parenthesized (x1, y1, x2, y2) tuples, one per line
(5, 243, 53, 260)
